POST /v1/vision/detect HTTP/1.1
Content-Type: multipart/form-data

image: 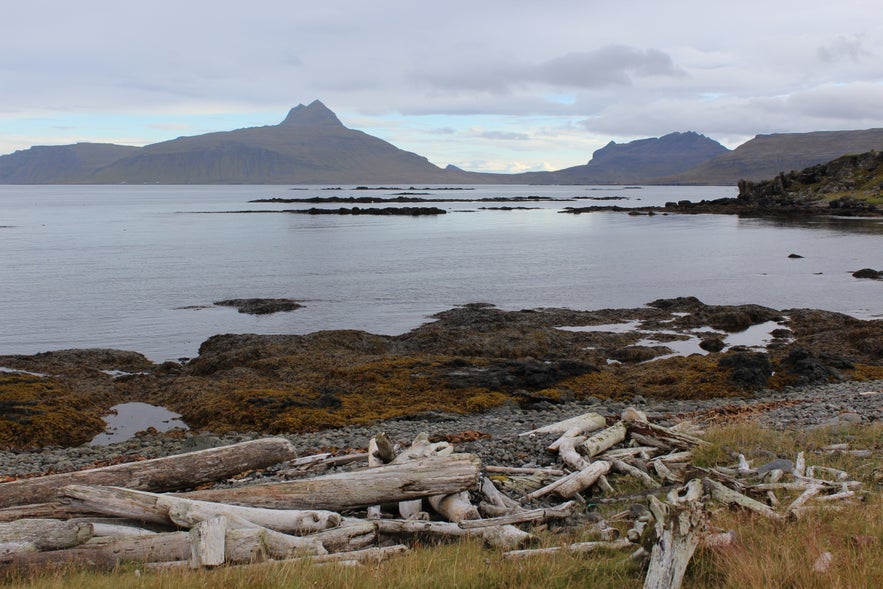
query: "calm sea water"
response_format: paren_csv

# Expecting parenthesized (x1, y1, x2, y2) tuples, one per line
(1, 184, 881, 362)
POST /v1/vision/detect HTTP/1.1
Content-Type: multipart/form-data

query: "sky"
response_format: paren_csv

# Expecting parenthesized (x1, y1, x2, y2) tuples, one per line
(2, 0, 882, 173)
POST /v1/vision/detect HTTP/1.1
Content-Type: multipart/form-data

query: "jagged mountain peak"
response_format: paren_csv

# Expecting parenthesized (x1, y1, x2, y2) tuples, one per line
(280, 99, 344, 128)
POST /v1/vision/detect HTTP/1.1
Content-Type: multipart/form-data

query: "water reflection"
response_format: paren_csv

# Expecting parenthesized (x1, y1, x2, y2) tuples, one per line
(741, 215, 883, 235)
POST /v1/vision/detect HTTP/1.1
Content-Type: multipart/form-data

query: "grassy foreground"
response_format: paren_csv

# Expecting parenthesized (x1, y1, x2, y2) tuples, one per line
(6, 422, 882, 589)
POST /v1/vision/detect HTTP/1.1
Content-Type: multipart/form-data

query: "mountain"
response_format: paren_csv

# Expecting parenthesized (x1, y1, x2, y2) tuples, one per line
(0, 143, 139, 184)
(0, 101, 483, 185)
(3, 102, 883, 185)
(668, 128, 883, 185)
(520, 131, 730, 184)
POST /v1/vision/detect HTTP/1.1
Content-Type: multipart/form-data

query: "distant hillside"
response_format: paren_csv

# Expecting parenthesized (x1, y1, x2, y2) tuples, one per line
(737, 150, 883, 212)
(4, 102, 883, 186)
(0, 143, 139, 183)
(0, 101, 486, 185)
(668, 128, 883, 185)
(522, 131, 729, 184)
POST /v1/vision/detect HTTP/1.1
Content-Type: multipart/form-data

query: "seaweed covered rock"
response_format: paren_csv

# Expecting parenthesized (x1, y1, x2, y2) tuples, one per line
(718, 352, 772, 388)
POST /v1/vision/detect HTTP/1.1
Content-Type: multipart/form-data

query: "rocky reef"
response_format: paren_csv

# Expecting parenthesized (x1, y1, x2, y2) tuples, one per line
(1, 299, 881, 450)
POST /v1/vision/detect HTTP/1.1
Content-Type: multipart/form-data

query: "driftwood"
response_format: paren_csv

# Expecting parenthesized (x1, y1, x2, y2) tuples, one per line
(190, 516, 226, 568)
(0, 519, 93, 551)
(374, 519, 534, 551)
(503, 538, 632, 559)
(519, 412, 605, 439)
(527, 460, 612, 500)
(181, 453, 481, 511)
(428, 491, 479, 522)
(0, 532, 192, 572)
(643, 480, 707, 589)
(702, 478, 782, 520)
(625, 420, 709, 450)
(0, 438, 298, 509)
(393, 433, 450, 520)
(457, 501, 576, 529)
(61, 485, 340, 533)
(0, 502, 87, 523)
(582, 421, 627, 458)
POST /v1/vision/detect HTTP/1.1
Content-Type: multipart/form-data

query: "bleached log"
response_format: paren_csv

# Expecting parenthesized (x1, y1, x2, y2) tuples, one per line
(766, 490, 780, 507)
(367, 436, 386, 519)
(598, 446, 659, 460)
(182, 453, 481, 511)
(814, 489, 855, 503)
(597, 475, 615, 494)
(427, 491, 479, 522)
(612, 460, 660, 489)
(582, 421, 627, 458)
(556, 435, 589, 471)
(190, 516, 226, 568)
(805, 466, 849, 482)
(392, 432, 447, 520)
(0, 532, 191, 572)
(702, 478, 782, 520)
(61, 485, 341, 534)
(305, 518, 376, 553)
(658, 451, 693, 463)
(643, 480, 707, 589)
(484, 465, 565, 476)
(374, 519, 534, 550)
(1, 542, 38, 556)
(526, 461, 611, 500)
(391, 432, 453, 464)
(87, 522, 157, 538)
(0, 438, 298, 509)
(793, 451, 806, 477)
(479, 502, 513, 517)
(503, 538, 631, 559)
(0, 502, 87, 523)
(786, 485, 822, 517)
(458, 501, 576, 529)
(480, 477, 521, 510)
(625, 420, 709, 450)
(519, 412, 605, 438)
(650, 460, 683, 484)
(0, 518, 93, 551)
(631, 433, 672, 450)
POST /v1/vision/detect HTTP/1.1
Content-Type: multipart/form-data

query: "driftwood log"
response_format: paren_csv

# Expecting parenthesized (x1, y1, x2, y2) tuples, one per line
(0, 519, 93, 551)
(61, 485, 341, 533)
(643, 480, 707, 589)
(0, 532, 192, 573)
(0, 438, 298, 508)
(181, 453, 481, 511)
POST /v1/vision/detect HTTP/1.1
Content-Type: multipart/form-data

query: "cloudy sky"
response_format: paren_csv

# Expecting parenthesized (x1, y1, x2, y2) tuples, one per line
(2, 0, 882, 172)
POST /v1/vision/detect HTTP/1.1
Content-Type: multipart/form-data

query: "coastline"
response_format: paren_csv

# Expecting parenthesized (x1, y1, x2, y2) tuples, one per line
(2, 298, 881, 453)
(1, 378, 880, 481)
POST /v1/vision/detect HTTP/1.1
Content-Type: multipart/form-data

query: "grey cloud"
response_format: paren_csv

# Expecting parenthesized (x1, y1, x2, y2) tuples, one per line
(478, 131, 531, 140)
(411, 45, 685, 93)
(538, 46, 686, 87)
(817, 35, 872, 63)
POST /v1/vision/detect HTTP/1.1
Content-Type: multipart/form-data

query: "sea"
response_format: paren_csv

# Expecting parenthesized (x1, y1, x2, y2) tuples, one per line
(1, 184, 881, 363)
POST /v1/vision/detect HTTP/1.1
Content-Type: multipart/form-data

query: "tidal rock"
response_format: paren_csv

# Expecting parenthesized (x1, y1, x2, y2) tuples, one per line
(852, 268, 882, 280)
(214, 298, 303, 315)
(699, 336, 726, 352)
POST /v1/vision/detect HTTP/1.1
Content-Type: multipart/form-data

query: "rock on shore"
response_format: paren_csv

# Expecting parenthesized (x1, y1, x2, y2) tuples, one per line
(1, 298, 881, 451)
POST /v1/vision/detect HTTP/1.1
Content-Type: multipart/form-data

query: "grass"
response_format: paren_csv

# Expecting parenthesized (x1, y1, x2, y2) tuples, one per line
(5, 422, 881, 589)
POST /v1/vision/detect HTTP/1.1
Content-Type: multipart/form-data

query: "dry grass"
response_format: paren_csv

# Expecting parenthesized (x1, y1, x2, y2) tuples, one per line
(6, 422, 881, 589)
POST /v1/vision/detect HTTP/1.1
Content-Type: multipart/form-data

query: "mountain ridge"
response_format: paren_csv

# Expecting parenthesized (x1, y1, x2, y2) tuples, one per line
(2, 101, 883, 185)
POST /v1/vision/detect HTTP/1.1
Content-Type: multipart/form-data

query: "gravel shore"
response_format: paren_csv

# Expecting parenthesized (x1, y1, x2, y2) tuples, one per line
(1, 379, 880, 481)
